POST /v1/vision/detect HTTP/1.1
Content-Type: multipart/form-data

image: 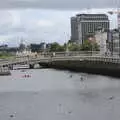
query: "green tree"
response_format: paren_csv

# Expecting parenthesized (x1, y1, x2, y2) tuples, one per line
(80, 40, 100, 51)
(92, 42, 100, 51)
(50, 42, 65, 52)
(80, 40, 91, 51)
(68, 43, 81, 51)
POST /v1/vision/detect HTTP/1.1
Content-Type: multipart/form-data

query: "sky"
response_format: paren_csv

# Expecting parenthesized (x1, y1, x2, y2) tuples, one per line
(0, 0, 119, 46)
(0, 0, 119, 9)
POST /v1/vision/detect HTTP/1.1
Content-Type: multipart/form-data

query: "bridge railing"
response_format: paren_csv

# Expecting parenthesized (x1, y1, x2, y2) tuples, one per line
(39, 51, 101, 57)
(49, 55, 120, 64)
(1, 51, 120, 66)
(11, 53, 120, 64)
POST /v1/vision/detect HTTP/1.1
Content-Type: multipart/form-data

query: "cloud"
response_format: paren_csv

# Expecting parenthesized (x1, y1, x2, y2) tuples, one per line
(37, 20, 54, 27)
(0, 8, 118, 47)
(0, 0, 119, 9)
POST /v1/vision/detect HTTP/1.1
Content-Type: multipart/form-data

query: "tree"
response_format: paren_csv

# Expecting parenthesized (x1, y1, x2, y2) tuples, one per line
(30, 44, 41, 52)
(80, 40, 91, 51)
(50, 42, 65, 52)
(92, 42, 100, 51)
(80, 40, 100, 51)
(68, 43, 81, 51)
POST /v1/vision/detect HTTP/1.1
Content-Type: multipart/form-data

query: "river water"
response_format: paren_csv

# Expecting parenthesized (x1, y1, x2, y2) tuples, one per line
(0, 69, 120, 120)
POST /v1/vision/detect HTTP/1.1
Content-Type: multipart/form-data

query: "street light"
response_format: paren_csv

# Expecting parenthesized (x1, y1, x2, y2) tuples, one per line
(64, 32, 69, 55)
(88, 37, 93, 56)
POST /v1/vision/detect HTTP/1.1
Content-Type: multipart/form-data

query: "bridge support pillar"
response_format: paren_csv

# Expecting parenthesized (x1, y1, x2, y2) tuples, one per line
(29, 64, 34, 69)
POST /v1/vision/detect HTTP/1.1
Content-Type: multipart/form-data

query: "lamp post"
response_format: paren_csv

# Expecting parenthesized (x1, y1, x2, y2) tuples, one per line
(89, 37, 93, 56)
(64, 32, 69, 55)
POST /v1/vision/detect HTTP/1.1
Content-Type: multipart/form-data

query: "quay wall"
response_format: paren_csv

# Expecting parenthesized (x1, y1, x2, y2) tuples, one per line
(39, 60, 120, 78)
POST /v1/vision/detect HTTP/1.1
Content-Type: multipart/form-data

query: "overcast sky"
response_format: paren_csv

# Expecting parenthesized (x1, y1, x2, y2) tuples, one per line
(0, 0, 119, 46)
(0, 0, 119, 9)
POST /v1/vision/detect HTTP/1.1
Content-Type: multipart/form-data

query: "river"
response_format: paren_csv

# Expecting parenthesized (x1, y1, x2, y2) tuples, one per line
(0, 68, 120, 120)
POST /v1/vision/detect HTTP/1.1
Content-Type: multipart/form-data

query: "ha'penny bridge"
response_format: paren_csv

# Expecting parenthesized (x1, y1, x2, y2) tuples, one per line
(0, 51, 120, 77)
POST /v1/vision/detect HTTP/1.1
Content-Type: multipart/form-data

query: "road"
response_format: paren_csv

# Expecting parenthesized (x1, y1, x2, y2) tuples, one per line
(0, 69, 120, 120)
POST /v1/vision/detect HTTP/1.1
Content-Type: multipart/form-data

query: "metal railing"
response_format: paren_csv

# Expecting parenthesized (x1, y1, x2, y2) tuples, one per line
(39, 51, 101, 57)
(0, 51, 120, 66)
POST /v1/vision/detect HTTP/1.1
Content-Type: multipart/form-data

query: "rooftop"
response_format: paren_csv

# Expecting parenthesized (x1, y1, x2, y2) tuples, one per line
(74, 14, 109, 21)
(76, 14, 108, 17)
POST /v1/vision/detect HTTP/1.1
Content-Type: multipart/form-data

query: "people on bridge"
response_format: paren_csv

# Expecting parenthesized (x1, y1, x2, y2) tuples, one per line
(51, 52, 56, 58)
(35, 54, 37, 58)
(53, 52, 56, 57)
(27, 55, 29, 59)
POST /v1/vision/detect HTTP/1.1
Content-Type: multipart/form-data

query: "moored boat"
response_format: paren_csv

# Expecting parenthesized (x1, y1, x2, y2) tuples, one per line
(0, 67, 11, 76)
(13, 64, 29, 70)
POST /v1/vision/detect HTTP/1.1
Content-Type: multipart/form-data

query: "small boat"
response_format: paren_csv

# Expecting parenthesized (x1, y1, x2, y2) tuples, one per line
(13, 65, 29, 70)
(0, 67, 11, 76)
(0, 71, 11, 76)
(20, 69, 26, 72)
(22, 74, 31, 78)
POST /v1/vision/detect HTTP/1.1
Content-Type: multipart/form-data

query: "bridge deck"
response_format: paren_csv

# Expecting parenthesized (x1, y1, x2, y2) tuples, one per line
(0, 54, 120, 67)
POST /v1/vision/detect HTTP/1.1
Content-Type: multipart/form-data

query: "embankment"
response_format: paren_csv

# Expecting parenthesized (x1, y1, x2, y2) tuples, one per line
(40, 60, 120, 78)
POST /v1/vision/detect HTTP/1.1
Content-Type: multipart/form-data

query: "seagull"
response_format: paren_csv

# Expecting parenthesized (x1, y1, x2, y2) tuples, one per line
(10, 114, 14, 118)
(70, 75, 72, 78)
(80, 76, 84, 81)
(108, 96, 114, 100)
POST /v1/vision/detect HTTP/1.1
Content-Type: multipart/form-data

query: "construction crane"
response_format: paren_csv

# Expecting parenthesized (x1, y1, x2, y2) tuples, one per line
(108, 9, 120, 29)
